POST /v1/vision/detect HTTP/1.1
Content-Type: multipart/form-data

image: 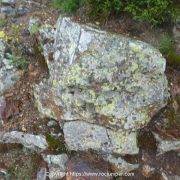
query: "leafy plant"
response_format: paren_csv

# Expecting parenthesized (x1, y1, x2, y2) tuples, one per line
(159, 34, 174, 55)
(124, 0, 174, 26)
(46, 133, 67, 153)
(159, 34, 180, 66)
(52, 0, 82, 13)
(0, 18, 7, 27)
(29, 23, 40, 35)
(6, 53, 29, 70)
(52, 0, 175, 26)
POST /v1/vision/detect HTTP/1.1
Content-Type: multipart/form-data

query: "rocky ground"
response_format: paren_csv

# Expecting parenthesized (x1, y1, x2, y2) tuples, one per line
(0, 0, 180, 180)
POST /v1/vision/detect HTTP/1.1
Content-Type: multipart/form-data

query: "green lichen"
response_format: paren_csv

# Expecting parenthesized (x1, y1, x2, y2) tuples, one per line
(61, 64, 88, 86)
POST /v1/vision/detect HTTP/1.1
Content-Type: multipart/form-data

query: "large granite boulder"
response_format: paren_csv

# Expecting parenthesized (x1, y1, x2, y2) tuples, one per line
(34, 17, 169, 156)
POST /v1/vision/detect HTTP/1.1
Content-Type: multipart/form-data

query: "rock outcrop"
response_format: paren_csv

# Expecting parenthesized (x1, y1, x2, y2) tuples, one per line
(34, 17, 169, 167)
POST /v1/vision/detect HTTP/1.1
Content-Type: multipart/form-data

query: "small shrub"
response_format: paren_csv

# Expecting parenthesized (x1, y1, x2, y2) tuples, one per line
(46, 133, 67, 153)
(159, 34, 174, 55)
(124, 0, 174, 26)
(6, 53, 29, 70)
(29, 23, 40, 35)
(52, 0, 175, 26)
(52, 0, 81, 13)
(159, 34, 180, 67)
(0, 19, 7, 27)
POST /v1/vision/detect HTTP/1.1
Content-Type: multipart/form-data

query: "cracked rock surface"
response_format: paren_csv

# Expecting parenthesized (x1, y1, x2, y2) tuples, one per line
(34, 17, 169, 156)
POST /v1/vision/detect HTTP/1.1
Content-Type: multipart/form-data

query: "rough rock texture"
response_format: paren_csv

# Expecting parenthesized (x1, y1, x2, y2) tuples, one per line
(0, 40, 20, 95)
(0, 131, 48, 151)
(43, 154, 68, 171)
(37, 168, 47, 180)
(34, 17, 169, 157)
(43, 154, 68, 180)
(63, 121, 138, 155)
(154, 133, 180, 154)
(104, 155, 139, 175)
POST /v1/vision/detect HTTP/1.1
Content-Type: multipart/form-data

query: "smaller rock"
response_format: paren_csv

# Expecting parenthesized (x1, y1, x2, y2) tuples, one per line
(63, 121, 110, 153)
(63, 121, 139, 155)
(47, 120, 58, 127)
(16, 6, 29, 16)
(39, 24, 55, 64)
(154, 133, 180, 154)
(0, 131, 48, 152)
(43, 154, 68, 171)
(103, 155, 139, 175)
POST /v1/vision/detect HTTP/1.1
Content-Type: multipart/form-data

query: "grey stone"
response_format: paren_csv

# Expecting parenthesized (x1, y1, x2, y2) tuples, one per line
(36, 168, 47, 180)
(42, 153, 68, 180)
(154, 133, 180, 154)
(0, 6, 15, 16)
(0, 131, 48, 152)
(103, 154, 139, 175)
(47, 120, 58, 127)
(35, 17, 169, 130)
(34, 17, 169, 156)
(38, 24, 55, 64)
(16, 6, 29, 16)
(63, 121, 138, 155)
(0, 40, 20, 95)
(43, 154, 68, 171)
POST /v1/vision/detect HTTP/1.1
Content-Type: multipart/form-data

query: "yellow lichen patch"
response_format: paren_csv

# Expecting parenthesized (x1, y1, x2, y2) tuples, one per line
(0, 31, 7, 41)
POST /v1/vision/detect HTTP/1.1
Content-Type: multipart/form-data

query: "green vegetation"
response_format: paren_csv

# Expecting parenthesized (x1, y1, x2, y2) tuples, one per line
(7, 53, 29, 70)
(29, 23, 40, 35)
(0, 18, 7, 27)
(52, 0, 175, 25)
(46, 133, 67, 153)
(159, 34, 174, 55)
(124, 0, 174, 26)
(159, 34, 180, 66)
(52, 0, 81, 13)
